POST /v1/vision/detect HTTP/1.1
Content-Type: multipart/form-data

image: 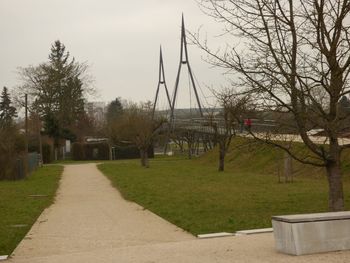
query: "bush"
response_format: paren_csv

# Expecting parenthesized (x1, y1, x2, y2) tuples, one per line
(72, 142, 85, 160)
(42, 143, 53, 164)
(72, 142, 110, 160)
(148, 146, 154, 158)
(113, 145, 139, 159)
(84, 143, 110, 160)
(113, 145, 154, 160)
(0, 127, 26, 180)
(28, 135, 39, 152)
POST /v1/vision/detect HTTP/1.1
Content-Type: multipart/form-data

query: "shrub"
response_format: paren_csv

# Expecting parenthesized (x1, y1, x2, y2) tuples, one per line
(72, 142, 110, 160)
(72, 142, 85, 160)
(113, 145, 139, 159)
(0, 127, 26, 180)
(84, 143, 110, 160)
(113, 145, 154, 160)
(42, 143, 53, 164)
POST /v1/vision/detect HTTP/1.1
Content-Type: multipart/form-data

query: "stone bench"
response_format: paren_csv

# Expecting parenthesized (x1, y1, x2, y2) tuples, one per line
(272, 211, 350, 255)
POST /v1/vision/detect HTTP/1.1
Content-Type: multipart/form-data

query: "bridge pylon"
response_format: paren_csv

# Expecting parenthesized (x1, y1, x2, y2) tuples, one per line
(152, 46, 172, 119)
(170, 14, 204, 125)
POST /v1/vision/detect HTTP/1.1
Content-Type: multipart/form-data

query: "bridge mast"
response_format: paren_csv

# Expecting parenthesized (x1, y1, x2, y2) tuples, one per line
(152, 46, 172, 119)
(170, 14, 204, 123)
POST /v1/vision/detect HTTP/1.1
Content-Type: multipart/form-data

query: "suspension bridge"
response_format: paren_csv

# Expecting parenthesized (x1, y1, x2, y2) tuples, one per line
(151, 15, 277, 154)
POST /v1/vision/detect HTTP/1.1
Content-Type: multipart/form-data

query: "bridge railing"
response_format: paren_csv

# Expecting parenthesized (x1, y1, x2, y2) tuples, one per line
(170, 117, 278, 135)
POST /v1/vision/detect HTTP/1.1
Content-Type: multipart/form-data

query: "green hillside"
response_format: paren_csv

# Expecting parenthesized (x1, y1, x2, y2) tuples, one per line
(196, 137, 350, 178)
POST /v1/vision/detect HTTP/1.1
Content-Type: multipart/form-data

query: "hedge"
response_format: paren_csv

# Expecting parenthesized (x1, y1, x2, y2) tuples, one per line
(42, 143, 53, 164)
(113, 145, 154, 160)
(72, 142, 110, 160)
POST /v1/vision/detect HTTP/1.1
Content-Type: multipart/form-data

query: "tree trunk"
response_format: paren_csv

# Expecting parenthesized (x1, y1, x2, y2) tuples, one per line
(39, 132, 43, 158)
(326, 160, 344, 211)
(62, 146, 65, 160)
(144, 150, 149, 168)
(188, 142, 192, 159)
(163, 141, 168, 155)
(54, 147, 58, 161)
(140, 149, 149, 168)
(140, 150, 145, 167)
(218, 142, 225, 172)
(325, 137, 344, 211)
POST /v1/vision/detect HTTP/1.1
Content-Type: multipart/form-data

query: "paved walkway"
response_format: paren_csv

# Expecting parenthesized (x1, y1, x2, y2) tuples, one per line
(9, 164, 193, 262)
(9, 164, 350, 262)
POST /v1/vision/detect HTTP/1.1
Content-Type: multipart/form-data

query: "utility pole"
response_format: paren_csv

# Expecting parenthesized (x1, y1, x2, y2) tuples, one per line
(25, 94, 28, 152)
(25, 94, 29, 174)
(37, 113, 43, 166)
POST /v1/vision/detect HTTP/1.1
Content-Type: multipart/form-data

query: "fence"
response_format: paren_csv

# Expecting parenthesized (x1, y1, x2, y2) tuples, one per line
(28, 152, 40, 173)
(14, 152, 40, 180)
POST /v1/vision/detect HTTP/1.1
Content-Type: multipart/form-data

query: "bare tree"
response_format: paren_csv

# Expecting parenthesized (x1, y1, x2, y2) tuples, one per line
(110, 101, 164, 168)
(169, 132, 185, 154)
(193, 0, 350, 211)
(181, 130, 197, 159)
(208, 89, 251, 171)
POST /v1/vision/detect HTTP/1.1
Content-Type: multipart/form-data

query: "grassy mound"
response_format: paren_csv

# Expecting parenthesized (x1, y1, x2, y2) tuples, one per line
(196, 137, 350, 177)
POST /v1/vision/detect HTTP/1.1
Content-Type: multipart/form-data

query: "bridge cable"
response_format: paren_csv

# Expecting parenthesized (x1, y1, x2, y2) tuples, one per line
(193, 71, 212, 113)
(188, 71, 192, 117)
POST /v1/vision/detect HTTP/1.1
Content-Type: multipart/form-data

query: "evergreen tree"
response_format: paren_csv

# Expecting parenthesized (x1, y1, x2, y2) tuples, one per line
(106, 97, 123, 124)
(18, 40, 90, 143)
(0, 87, 17, 128)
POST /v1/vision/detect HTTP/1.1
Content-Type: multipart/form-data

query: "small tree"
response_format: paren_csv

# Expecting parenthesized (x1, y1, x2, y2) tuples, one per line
(209, 89, 251, 171)
(181, 130, 197, 159)
(110, 102, 164, 167)
(106, 97, 123, 124)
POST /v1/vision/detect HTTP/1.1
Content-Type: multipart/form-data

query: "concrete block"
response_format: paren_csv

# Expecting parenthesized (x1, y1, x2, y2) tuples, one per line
(0, 255, 8, 261)
(272, 211, 350, 255)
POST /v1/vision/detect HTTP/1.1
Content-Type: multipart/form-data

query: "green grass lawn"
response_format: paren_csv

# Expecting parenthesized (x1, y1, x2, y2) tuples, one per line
(98, 154, 350, 236)
(0, 165, 63, 255)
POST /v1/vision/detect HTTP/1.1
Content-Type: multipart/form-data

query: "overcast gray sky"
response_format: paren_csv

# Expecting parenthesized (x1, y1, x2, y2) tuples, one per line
(0, 0, 228, 109)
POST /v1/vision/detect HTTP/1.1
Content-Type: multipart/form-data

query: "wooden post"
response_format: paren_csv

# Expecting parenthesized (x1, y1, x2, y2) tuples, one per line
(284, 152, 293, 183)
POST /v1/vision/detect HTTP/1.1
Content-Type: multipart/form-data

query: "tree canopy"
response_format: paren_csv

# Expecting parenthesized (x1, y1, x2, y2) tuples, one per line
(18, 40, 92, 143)
(106, 97, 123, 124)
